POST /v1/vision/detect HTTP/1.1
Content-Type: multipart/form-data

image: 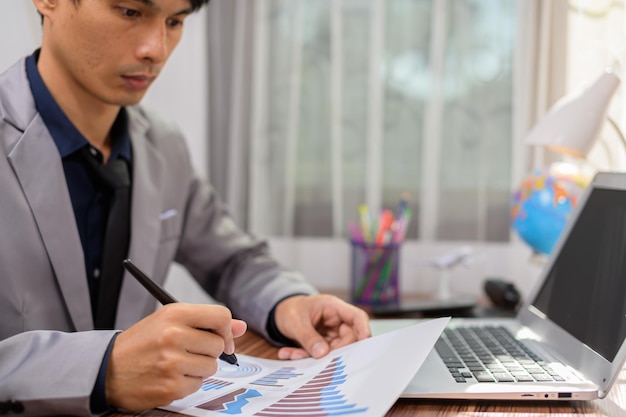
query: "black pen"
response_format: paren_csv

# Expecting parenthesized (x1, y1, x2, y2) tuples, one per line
(122, 258, 239, 366)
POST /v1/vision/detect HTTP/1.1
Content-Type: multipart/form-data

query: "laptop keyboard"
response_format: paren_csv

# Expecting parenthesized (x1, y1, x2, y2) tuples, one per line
(436, 326, 568, 383)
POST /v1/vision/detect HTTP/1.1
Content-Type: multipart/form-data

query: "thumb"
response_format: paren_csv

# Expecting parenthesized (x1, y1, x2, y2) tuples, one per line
(296, 326, 330, 359)
(224, 319, 247, 354)
(232, 319, 247, 338)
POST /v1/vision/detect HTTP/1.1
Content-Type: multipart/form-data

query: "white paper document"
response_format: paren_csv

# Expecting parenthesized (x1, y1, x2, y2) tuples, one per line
(163, 316, 449, 417)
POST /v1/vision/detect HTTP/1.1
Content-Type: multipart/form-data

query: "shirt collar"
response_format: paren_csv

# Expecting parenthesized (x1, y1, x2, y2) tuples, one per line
(25, 50, 132, 162)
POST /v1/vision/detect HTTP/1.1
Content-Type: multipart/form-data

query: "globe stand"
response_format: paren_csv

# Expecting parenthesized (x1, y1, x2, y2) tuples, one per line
(528, 251, 549, 267)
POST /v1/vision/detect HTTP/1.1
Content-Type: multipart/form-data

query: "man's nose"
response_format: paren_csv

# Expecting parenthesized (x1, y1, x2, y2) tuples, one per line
(137, 23, 169, 64)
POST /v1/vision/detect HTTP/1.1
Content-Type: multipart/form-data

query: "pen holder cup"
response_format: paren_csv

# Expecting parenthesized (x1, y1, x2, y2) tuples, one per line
(350, 240, 400, 306)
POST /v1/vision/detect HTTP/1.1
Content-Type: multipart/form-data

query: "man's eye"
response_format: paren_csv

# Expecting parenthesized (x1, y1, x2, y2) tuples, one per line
(167, 18, 184, 28)
(121, 8, 140, 18)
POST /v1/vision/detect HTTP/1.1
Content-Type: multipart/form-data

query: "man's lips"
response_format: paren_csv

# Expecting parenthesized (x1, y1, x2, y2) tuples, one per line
(121, 74, 156, 90)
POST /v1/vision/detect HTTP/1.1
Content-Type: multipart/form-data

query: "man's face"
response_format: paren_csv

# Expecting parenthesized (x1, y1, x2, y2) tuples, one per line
(38, 0, 193, 107)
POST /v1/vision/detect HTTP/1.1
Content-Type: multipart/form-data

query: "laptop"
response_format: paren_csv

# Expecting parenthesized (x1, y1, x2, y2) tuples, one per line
(372, 171, 626, 401)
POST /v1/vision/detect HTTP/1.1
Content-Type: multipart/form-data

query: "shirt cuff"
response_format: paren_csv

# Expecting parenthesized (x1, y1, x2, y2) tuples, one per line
(90, 332, 120, 415)
(265, 294, 308, 347)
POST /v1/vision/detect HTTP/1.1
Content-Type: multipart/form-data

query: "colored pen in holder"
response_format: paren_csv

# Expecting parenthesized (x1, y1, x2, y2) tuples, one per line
(350, 240, 400, 306)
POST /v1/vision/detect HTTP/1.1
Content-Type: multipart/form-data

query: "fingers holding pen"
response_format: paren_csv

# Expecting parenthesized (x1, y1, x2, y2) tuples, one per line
(172, 303, 246, 355)
(106, 303, 247, 410)
(153, 303, 248, 366)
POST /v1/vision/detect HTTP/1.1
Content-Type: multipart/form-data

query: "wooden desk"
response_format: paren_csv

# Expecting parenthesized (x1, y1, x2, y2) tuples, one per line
(121, 328, 626, 417)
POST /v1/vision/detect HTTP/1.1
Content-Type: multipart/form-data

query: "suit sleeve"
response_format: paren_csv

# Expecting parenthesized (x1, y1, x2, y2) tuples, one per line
(0, 330, 118, 417)
(174, 173, 319, 341)
(146, 119, 319, 339)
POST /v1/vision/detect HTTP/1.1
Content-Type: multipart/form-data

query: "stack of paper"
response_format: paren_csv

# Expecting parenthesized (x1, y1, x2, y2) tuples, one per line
(165, 317, 449, 417)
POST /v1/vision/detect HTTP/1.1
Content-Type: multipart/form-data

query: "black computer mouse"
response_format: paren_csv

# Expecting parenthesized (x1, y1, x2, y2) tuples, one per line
(484, 279, 521, 310)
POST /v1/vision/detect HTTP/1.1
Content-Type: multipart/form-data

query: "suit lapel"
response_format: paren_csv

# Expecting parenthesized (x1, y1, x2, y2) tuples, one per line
(115, 110, 166, 329)
(3, 60, 166, 331)
(8, 115, 93, 331)
(9, 111, 166, 331)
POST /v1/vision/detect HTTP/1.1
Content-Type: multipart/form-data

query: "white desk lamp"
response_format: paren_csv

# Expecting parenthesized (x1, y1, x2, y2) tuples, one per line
(513, 70, 622, 258)
(525, 70, 621, 158)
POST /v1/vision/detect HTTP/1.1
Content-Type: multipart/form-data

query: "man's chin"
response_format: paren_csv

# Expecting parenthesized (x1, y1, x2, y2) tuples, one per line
(114, 93, 148, 107)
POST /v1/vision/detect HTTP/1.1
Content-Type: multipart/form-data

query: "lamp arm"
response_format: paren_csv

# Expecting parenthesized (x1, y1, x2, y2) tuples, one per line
(607, 116, 626, 155)
(597, 140, 615, 170)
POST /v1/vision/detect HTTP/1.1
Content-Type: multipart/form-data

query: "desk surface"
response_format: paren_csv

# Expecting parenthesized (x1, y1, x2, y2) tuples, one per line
(111, 290, 626, 416)
(121, 328, 626, 417)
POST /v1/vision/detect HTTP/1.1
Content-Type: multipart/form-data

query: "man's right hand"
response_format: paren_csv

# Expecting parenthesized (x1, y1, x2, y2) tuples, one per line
(104, 303, 247, 410)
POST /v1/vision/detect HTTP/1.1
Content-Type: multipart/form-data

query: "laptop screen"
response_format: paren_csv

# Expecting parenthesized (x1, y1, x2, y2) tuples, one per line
(530, 187, 626, 362)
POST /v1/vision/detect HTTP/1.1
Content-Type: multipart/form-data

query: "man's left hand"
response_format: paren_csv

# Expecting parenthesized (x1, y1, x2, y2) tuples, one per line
(273, 294, 371, 360)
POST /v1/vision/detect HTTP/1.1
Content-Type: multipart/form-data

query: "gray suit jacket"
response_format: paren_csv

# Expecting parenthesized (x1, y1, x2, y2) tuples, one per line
(0, 58, 317, 416)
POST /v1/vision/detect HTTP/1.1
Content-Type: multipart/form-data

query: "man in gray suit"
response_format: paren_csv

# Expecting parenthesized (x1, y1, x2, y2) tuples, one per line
(0, 0, 370, 415)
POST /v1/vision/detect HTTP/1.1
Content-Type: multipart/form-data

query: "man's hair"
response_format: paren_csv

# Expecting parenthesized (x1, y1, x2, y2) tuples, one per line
(190, 0, 211, 12)
(40, 0, 211, 23)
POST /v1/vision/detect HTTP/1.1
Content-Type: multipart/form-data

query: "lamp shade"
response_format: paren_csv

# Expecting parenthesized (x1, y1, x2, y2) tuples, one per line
(525, 71, 620, 158)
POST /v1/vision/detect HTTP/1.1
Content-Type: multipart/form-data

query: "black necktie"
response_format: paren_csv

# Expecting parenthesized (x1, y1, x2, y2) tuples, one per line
(80, 147, 131, 329)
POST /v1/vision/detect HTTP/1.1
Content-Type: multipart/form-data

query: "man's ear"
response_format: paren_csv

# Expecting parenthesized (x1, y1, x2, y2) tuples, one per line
(32, 0, 57, 19)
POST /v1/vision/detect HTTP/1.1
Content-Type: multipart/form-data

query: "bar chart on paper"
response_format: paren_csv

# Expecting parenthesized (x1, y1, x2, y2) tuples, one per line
(164, 317, 449, 417)
(255, 358, 368, 416)
(166, 356, 368, 416)
(189, 358, 367, 416)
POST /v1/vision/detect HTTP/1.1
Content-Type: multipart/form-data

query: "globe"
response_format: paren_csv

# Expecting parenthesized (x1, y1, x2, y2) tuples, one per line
(511, 163, 589, 255)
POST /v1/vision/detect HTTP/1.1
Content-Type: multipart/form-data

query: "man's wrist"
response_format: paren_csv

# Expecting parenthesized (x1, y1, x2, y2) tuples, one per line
(265, 294, 306, 346)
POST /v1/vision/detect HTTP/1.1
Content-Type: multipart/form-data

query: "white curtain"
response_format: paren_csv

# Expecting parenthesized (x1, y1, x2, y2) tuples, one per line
(207, 0, 571, 246)
(203, 0, 584, 295)
(515, 0, 569, 175)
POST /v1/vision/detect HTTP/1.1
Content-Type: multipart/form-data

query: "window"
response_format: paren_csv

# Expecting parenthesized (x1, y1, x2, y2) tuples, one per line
(248, 0, 517, 242)
(204, 0, 621, 293)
